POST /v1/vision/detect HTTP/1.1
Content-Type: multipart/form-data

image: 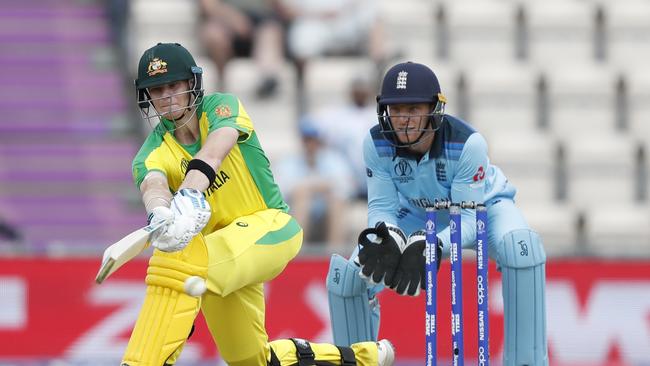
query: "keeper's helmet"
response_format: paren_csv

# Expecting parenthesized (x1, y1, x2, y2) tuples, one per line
(377, 61, 447, 147)
(135, 42, 204, 117)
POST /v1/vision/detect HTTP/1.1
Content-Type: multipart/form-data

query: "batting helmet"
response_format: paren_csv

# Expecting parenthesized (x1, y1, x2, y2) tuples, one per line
(135, 42, 204, 111)
(376, 62, 447, 147)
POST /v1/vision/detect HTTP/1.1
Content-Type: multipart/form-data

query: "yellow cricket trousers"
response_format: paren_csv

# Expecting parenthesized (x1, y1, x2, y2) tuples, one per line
(122, 208, 378, 365)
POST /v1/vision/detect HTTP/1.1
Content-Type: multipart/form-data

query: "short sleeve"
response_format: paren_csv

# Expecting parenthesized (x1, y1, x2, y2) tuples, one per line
(203, 93, 254, 142)
(132, 132, 168, 188)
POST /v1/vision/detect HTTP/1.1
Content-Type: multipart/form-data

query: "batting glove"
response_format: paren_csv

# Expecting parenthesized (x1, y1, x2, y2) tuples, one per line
(170, 188, 211, 234)
(147, 206, 174, 228)
(152, 188, 211, 252)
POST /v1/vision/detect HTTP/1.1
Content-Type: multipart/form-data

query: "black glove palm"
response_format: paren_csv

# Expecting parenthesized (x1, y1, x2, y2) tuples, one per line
(357, 222, 405, 285)
(390, 230, 443, 296)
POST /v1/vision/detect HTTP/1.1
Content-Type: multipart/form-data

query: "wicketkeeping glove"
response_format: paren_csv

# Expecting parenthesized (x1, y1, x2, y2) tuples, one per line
(389, 230, 443, 296)
(152, 188, 211, 252)
(357, 222, 406, 286)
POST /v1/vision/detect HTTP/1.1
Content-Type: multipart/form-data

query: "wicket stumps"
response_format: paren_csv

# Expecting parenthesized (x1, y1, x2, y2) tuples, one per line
(425, 201, 489, 366)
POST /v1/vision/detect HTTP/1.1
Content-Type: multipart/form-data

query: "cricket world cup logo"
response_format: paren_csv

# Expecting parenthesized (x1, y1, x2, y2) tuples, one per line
(477, 219, 485, 234)
(426, 219, 435, 234)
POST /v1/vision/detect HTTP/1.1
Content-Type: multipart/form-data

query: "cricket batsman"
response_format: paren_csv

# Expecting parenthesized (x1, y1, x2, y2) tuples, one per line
(125, 42, 395, 366)
(326, 61, 548, 365)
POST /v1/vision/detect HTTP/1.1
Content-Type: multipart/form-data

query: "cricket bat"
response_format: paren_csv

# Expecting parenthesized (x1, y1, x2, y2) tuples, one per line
(95, 221, 166, 284)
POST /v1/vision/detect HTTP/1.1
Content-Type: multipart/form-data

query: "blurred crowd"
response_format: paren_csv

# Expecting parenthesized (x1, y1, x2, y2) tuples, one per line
(194, 0, 390, 252)
(3, 0, 646, 257)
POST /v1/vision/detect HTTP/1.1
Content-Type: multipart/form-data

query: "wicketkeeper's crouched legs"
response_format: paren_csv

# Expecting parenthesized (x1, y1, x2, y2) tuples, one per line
(122, 235, 208, 366)
(499, 229, 548, 366)
(327, 253, 381, 346)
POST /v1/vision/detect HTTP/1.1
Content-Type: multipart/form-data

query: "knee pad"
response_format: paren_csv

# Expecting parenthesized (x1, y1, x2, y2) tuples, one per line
(499, 229, 549, 366)
(122, 237, 208, 366)
(326, 254, 380, 346)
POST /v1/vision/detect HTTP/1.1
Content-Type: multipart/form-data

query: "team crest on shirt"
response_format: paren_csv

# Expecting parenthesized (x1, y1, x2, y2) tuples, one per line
(147, 58, 168, 76)
(215, 105, 232, 118)
(435, 159, 447, 182)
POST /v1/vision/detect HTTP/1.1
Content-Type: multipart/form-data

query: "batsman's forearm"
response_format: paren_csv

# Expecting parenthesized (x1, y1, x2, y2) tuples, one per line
(140, 172, 173, 213)
(179, 127, 238, 191)
(179, 170, 212, 192)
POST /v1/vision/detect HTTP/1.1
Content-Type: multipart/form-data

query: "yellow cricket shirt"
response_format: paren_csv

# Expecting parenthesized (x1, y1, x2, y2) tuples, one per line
(132, 93, 288, 233)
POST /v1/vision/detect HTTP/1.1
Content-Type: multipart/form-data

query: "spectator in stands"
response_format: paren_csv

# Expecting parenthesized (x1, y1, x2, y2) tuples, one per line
(275, 0, 388, 112)
(0, 216, 20, 242)
(311, 74, 377, 199)
(275, 121, 355, 251)
(199, 0, 285, 98)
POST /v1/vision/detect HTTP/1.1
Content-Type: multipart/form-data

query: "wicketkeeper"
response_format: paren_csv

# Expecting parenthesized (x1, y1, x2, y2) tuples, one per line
(125, 42, 395, 366)
(326, 62, 548, 366)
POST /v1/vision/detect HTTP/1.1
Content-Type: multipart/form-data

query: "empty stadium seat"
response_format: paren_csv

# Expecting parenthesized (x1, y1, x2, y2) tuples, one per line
(626, 67, 650, 141)
(463, 61, 539, 134)
(543, 63, 619, 136)
(488, 131, 559, 204)
(600, 0, 650, 67)
(583, 204, 650, 257)
(443, 0, 516, 63)
(378, 0, 435, 60)
(564, 134, 640, 208)
(525, 0, 596, 64)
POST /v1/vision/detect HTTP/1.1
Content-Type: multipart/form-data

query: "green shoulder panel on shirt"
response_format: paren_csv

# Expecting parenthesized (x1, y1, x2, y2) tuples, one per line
(132, 124, 167, 188)
(238, 131, 288, 212)
(203, 93, 252, 140)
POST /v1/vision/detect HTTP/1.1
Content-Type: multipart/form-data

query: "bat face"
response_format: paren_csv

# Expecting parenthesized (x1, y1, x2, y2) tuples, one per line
(95, 222, 166, 284)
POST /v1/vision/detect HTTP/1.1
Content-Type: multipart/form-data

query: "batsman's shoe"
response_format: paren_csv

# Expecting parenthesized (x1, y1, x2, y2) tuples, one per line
(377, 339, 395, 366)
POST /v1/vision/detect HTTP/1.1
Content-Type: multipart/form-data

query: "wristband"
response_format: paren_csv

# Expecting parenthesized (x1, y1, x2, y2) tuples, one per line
(187, 158, 216, 187)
